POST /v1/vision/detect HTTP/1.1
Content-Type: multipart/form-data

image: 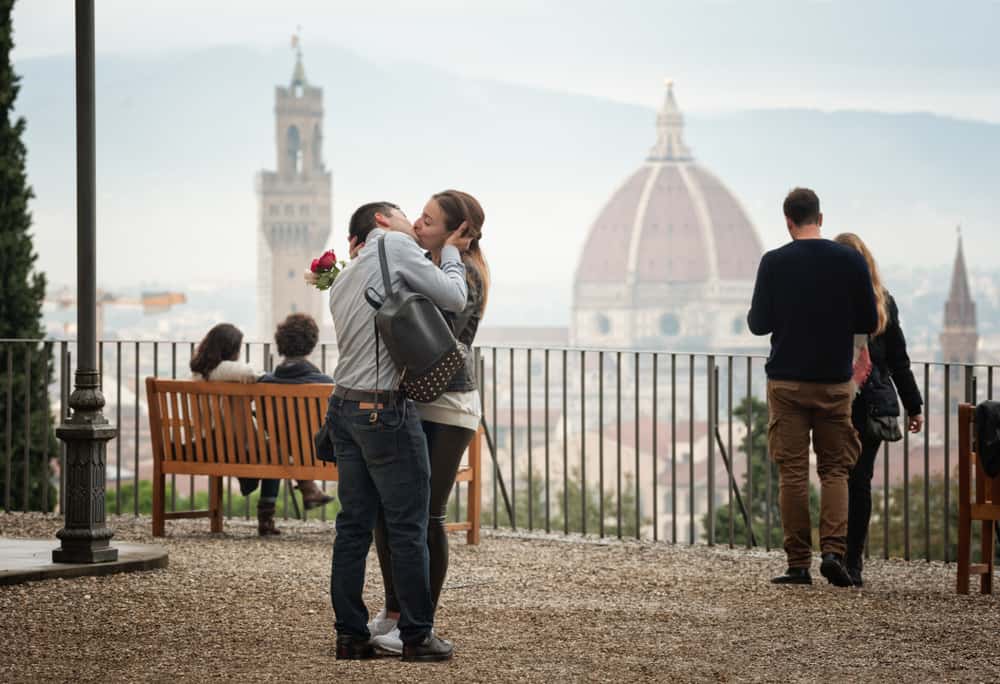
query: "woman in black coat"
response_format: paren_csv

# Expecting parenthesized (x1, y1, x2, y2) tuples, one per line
(836, 233, 924, 587)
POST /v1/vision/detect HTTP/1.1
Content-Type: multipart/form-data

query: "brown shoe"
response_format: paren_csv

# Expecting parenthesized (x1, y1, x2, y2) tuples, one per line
(296, 480, 335, 510)
(257, 502, 281, 536)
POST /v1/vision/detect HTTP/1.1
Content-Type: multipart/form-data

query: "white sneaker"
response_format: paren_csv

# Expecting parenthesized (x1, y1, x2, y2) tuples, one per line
(366, 608, 397, 638)
(371, 627, 403, 655)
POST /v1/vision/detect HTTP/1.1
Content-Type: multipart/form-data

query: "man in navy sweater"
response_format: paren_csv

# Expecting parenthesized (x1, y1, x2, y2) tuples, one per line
(748, 188, 878, 587)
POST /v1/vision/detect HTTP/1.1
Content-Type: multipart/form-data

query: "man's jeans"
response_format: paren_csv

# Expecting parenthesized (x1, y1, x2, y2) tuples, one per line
(328, 396, 433, 645)
(767, 380, 860, 568)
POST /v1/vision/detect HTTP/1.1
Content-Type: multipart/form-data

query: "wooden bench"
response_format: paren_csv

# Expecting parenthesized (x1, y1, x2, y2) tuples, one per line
(957, 402, 998, 594)
(145, 378, 481, 544)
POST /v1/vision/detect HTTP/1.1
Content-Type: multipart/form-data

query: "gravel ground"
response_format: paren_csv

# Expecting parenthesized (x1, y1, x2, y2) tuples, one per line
(1, 513, 999, 683)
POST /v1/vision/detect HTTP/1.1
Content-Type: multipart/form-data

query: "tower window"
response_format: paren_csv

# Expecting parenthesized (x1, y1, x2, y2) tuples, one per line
(659, 313, 680, 336)
(285, 204, 294, 216)
(288, 269, 296, 280)
(286, 125, 303, 175)
(269, 205, 279, 216)
(732, 316, 745, 335)
(595, 313, 611, 336)
(299, 205, 310, 216)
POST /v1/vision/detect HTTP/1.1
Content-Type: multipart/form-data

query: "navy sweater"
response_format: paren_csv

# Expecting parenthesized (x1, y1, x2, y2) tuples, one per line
(748, 239, 878, 383)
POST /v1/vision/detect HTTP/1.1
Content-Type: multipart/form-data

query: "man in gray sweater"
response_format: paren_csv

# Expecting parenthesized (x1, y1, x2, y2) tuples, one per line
(328, 201, 470, 662)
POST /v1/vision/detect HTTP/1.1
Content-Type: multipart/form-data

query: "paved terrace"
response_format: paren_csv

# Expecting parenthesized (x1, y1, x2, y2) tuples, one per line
(1, 514, 998, 683)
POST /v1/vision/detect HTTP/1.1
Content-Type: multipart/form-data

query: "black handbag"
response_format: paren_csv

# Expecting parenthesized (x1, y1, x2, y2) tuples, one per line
(365, 236, 466, 403)
(865, 414, 903, 443)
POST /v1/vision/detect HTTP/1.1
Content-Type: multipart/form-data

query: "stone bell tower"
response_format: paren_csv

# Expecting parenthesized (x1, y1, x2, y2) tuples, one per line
(940, 227, 978, 364)
(256, 35, 332, 340)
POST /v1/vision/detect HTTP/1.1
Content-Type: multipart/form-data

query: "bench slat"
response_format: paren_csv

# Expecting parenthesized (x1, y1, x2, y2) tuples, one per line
(242, 394, 260, 465)
(296, 396, 312, 468)
(190, 392, 207, 463)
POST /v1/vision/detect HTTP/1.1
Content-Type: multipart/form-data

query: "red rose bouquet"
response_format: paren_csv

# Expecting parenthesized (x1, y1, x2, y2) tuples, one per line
(303, 249, 346, 291)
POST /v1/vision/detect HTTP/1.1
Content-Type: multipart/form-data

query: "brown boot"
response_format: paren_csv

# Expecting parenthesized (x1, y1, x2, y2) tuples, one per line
(296, 480, 334, 510)
(257, 501, 281, 536)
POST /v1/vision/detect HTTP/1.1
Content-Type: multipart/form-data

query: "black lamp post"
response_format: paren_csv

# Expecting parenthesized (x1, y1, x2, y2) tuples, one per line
(52, 0, 118, 564)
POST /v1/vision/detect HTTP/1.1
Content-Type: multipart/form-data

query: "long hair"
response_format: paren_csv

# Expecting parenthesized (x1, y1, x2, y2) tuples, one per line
(432, 189, 490, 315)
(190, 323, 244, 378)
(834, 232, 889, 336)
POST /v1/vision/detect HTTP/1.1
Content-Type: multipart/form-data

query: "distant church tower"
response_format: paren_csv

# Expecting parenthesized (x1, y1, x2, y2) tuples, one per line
(940, 228, 978, 363)
(256, 37, 332, 340)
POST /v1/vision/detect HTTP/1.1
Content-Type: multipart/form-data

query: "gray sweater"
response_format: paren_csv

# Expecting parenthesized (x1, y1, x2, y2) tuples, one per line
(329, 228, 467, 391)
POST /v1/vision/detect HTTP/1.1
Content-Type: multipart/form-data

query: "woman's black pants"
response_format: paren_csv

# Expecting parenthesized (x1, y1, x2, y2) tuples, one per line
(845, 432, 884, 572)
(374, 420, 476, 613)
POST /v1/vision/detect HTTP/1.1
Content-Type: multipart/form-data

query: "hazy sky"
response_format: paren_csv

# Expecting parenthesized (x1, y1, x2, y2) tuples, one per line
(12, 0, 1000, 122)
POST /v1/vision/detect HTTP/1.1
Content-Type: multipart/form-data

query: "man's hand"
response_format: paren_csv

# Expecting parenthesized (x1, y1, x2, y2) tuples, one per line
(349, 236, 365, 260)
(445, 221, 473, 251)
(908, 414, 924, 434)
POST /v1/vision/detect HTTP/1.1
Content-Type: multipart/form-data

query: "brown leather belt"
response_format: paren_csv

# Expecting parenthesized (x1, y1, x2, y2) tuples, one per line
(333, 386, 401, 406)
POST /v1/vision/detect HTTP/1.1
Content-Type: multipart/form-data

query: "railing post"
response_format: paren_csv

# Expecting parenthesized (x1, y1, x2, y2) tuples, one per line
(54, 0, 119, 564)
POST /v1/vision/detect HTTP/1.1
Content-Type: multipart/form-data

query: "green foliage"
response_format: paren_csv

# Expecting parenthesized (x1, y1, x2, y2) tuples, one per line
(483, 467, 648, 538)
(106, 479, 340, 520)
(867, 472, 997, 563)
(703, 397, 819, 547)
(0, 1, 57, 512)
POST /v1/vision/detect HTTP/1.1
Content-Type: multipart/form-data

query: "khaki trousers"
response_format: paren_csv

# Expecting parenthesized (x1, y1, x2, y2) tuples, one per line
(767, 379, 860, 568)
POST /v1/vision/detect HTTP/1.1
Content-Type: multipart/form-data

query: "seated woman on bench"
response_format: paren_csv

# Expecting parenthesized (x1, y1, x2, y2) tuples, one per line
(189, 316, 334, 536)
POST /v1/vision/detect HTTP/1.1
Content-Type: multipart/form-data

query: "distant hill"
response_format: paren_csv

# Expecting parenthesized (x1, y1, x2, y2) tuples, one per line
(15, 43, 999, 327)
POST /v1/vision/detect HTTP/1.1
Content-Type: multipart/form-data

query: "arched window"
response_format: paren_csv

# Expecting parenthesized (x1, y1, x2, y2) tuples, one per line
(286, 125, 302, 175)
(595, 313, 611, 336)
(313, 123, 323, 170)
(732, 316, 745, 335)
(659, 313, 680, 336)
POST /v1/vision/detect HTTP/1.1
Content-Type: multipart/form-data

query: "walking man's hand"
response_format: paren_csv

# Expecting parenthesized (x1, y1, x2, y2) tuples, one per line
(908, 414, 924, 433)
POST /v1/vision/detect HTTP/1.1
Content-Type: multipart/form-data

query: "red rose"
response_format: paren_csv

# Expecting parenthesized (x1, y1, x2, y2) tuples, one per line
(310, 258, 321, 273)
(317, 250, 336, 271)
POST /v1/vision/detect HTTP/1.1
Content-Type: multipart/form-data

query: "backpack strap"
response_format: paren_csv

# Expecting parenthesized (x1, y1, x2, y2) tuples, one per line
(377, 236, 393, 297)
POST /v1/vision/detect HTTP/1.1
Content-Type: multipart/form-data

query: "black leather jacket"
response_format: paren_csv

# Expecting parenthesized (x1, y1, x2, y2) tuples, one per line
(852, 294, 923, 431)
(443, 260, 484, 393)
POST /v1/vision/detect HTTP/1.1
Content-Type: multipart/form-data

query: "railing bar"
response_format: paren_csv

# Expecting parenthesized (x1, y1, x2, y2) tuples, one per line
(765, 374, 772, 551)
(707, 355, 715, 546)
(544, 349, 551, 534)
(671, 353, 677, 544)
(944, 364, 950, 563)
(134, 342, 140, 516)
(903, 379, 910, 560)
(598, 351, 604, 538)
(689, 354, 695, 545)
(652, 353, 659, 542)
(580, 349, 587, 536)
(727, 356, 734, 548)
(634, 352, 640, 540)
(5, 347, 13, 513)
(883, 440, 890, 559)
(562, 349, 568, 535)
(509, 347, 516, 530)
(98, 340, 103, 392)
(116, 341, 122, 516)
(59, 341, 68, 513)
(190, 341, 196, 513)
(923, 363, 930, 562)
(747, 357, 753, 549)
(527, 348, 533, 531)
(42, 343, 51, 513)
(611, 351, 622, 538)
(22, 346, 31, 512)
(170, 342, 177, 512)
(493, 347, 498, 529)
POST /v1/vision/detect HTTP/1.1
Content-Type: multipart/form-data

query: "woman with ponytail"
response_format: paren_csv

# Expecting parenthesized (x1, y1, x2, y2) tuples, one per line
(834, 233, 923, 587)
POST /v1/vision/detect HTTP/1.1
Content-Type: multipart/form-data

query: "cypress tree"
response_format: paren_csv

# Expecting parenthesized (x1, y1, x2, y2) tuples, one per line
(0, 0, 58, 511)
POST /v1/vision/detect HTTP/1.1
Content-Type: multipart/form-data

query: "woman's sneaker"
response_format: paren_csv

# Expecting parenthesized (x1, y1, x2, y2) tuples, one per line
(402, 632, 453, 662)
(371, 627, 403, 655)
(367, 608, 397, 638)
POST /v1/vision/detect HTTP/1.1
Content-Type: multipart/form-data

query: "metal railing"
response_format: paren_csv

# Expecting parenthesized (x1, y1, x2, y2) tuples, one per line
(0, 337, 994, 562)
